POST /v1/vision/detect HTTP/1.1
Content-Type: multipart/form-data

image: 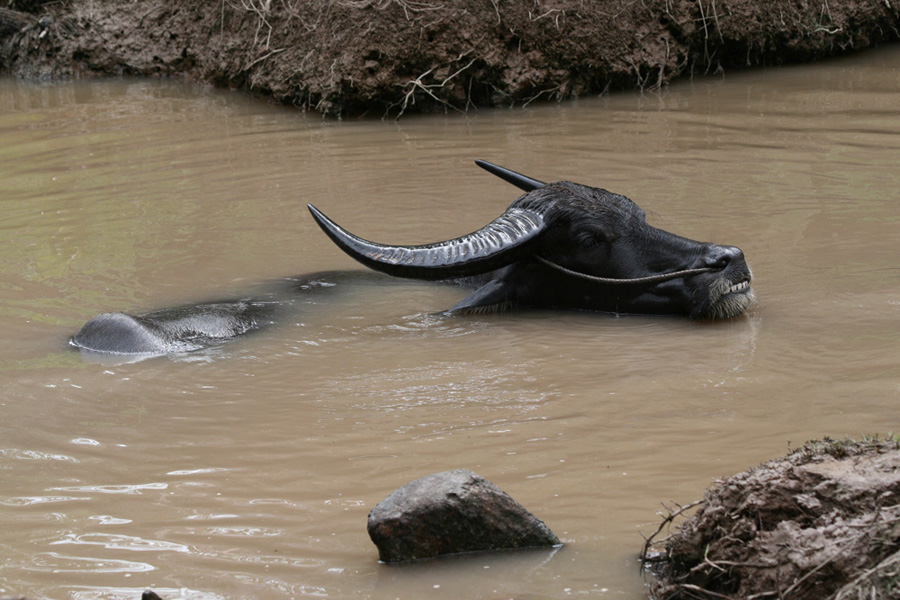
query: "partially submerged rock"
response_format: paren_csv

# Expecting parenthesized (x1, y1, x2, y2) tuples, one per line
(648, 437, 900, 600)
(367, 469, 560, 563)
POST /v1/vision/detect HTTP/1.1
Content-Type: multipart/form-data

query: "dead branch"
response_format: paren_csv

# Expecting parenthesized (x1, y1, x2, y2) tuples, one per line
(640, 499, 704, 565)
(392, 51, 477, 119)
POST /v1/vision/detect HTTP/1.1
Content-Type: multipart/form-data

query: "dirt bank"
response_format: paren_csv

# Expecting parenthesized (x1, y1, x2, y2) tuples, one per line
(2, 0, 899, 117)
(646, 437, 900, 600)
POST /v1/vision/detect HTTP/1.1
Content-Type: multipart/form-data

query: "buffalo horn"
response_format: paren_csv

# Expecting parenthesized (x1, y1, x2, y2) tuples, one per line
(308, 204, 546, 280)
(475, 160, 546, 191)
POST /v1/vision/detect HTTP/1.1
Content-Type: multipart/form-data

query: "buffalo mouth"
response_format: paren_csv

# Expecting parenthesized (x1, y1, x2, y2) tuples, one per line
(725, 278, 752, 295)
(700, 273, 756, 319)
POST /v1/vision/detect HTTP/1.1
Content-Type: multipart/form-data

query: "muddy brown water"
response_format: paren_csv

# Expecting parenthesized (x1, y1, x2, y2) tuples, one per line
(1, 46, 899, 600)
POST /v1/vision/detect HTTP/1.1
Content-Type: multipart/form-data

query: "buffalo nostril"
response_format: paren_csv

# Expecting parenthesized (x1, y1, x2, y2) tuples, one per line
(704, 245, 743, 269)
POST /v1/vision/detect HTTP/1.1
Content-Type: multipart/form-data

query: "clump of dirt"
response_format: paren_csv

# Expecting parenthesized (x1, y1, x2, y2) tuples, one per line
(2, 0, 900, 117)
(647, 437, 900, 600)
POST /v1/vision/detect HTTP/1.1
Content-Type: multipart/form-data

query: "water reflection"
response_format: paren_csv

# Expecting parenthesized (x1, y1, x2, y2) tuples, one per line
(373, 546, 564, 599)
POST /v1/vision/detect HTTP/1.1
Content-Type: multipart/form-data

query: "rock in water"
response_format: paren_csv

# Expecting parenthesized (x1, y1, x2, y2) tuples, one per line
(367, 469, 560, 562)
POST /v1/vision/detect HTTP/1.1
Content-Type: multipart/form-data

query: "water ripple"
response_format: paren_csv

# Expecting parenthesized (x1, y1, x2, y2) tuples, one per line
(50, 483, 168, 494)
(32, 551, 155, 574)
(166, 467, 231, 476)
(1, 495, 90, 506)
(68, 586, 226, 600)
(50, 533, 191, 553)
(88, 515, 133, 525)
(0, 448, 78, 462)
(205, 526, 284, 537)
(71, 438, 101, 446)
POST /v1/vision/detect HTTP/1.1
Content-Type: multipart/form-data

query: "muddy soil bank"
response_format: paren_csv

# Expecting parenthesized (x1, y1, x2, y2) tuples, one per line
(2, 0, 899, 117)
(647, 437, 900, 600)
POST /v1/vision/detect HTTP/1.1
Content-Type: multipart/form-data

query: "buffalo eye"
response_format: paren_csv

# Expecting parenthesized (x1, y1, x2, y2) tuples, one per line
(575, 230, 609, 249)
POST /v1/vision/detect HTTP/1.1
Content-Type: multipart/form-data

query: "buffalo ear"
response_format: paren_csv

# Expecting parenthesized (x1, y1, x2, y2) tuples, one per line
(475, 160, 546, 191)
(447, 279, 515, 315)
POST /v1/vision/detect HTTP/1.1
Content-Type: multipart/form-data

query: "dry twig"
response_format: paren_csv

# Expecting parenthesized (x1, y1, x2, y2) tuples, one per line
(392, 51, 477, 119)
(640, 499, 704, 565)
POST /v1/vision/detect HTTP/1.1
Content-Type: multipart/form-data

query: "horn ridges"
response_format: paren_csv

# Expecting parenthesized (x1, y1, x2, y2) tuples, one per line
(308, 204, 546, 280)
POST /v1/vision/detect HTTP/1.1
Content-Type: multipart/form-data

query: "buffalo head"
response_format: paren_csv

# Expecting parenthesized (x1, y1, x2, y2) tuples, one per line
(309, 161, 756, 319)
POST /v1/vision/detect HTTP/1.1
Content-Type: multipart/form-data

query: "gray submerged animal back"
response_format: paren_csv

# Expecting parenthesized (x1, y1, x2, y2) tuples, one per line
(71, 302, 267, 356)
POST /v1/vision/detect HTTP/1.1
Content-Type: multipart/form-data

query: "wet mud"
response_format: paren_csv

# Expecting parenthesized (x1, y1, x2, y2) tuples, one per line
(648, 438, 900, 600)
(2, 0, 899, 116)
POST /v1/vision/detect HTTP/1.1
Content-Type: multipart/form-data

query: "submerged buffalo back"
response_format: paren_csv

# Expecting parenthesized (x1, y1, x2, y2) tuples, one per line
(71, 302, 269, 356)
(72, 313, 171, 354)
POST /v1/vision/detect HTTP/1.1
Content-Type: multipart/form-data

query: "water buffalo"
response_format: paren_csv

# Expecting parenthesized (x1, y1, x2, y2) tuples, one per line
(70, 161, 755, 357)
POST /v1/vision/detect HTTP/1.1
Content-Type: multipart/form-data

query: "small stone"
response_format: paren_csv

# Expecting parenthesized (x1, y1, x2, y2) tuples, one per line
(367, 469, 560, 563)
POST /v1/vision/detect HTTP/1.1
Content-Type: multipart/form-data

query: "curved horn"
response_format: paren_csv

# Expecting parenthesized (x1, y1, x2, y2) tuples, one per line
(475, 160, 546, 191)
(308, 204, 546, 280)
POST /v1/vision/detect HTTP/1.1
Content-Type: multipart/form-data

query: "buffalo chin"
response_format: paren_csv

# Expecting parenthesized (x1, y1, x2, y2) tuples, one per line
(696, 275, 757, 320)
